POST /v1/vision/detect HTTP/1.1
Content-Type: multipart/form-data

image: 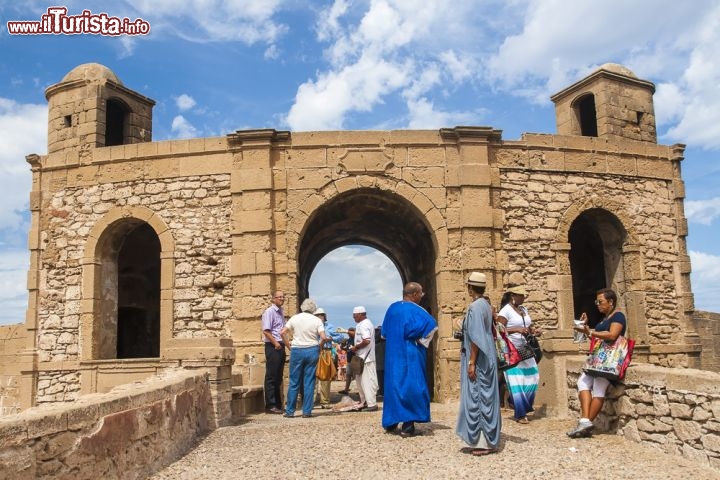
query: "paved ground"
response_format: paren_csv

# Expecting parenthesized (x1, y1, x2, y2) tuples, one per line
(150, 388, 720, 480)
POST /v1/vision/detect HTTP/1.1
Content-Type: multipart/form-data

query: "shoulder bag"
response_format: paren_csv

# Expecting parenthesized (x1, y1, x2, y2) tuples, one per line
(349, 346, 371, 376)
(583, 334, 635, 381)
(492, 322, 521, 371)
(520, 308, 542, 363)
(316, 348, 337, 381)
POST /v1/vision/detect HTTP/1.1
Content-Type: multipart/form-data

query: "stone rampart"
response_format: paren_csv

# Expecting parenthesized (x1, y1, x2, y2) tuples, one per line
(567, 360, 720, 469)
(0, 324, 26, 416)
(0, 369, 211, 480)
(692, 310, 720, 372)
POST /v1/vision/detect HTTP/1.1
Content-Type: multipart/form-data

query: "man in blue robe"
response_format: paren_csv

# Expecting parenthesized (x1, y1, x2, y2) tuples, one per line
(381, 282, 438, 437)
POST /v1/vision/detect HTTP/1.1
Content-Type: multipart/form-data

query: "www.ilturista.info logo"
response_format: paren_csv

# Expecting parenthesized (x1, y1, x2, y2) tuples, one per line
(7, 7, 150, 35)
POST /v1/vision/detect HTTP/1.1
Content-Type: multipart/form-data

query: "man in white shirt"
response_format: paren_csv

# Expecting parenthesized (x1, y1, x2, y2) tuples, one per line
(348, 306, 378, 412)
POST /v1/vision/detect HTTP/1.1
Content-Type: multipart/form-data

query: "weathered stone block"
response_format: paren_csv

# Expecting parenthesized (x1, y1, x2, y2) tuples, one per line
(673, 418, 702, 442)
(681, 444, 709, 465)
(702, 433, 720, 453)
(35, 431, 78, 461)
(669, 402, 693, 419)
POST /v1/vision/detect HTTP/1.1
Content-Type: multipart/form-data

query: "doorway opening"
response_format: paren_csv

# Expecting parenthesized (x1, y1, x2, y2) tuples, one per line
(297, 188, 437, 396)
(569, 208, 627, 327)
(96, 220, 161, 359)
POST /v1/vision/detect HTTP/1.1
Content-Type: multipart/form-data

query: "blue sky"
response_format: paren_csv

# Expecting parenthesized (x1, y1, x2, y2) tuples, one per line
(0, 0, 719, 326)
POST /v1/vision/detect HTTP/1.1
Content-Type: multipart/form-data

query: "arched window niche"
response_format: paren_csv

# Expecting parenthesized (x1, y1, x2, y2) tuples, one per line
(82, 208, 174, 360)
(573, 93, 598, 137)
(105, 97, 129, 146)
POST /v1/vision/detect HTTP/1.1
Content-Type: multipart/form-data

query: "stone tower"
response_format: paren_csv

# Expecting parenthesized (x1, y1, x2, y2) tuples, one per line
(551, 63, 657, 143)
(44, 62, 155, 155)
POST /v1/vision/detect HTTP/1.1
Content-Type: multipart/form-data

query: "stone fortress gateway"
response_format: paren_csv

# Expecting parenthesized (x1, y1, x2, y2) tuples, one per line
(2, 62, 709, 422)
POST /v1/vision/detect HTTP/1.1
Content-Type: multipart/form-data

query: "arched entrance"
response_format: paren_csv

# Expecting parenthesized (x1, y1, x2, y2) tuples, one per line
(95, 220, 161, 359)
(568, 208, 627, 326)
(297, 187, 437, 394)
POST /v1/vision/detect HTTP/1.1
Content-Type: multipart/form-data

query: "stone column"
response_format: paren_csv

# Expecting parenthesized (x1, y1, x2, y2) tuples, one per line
(20, 154, 43, 410)
(437, 127, 503, 402)
(227, 130, 290, 399)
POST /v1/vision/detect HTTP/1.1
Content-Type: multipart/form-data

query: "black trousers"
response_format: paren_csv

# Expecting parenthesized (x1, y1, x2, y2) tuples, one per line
(264, 342, 286, 409)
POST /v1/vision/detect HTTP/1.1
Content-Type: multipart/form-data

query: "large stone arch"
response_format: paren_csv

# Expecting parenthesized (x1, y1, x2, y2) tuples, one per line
(553, 196, 646, 339)
(81, 206, 175, 360)
(286, 176, 445, 396)
(286, 175, 446, 299)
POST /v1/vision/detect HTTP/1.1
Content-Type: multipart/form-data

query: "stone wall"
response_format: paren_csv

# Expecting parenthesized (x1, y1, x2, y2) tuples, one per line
(0, 324, 26, 416)
(692, 310, 720, 372)
(40, 174, 232, 360)
(567, 360, 720, 468)
(34, 174, 231, 404)
(499, 168, 679, 338)
(0, 369, 211, 480)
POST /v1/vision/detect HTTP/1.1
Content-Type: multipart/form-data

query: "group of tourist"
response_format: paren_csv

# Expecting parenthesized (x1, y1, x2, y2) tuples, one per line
(261, 294, 382, 418)
(260, 272, 625, 453)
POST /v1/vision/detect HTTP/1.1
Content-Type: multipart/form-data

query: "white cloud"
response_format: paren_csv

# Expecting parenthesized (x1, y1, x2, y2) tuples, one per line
(130, 0, 288, 44)
(406, 97, 477, 129)
(659, 7, 720, 149)
(315, 0, 350, 42)
(486, 0, 700, 90)
(118, 36, 136, 58)
(286, 55, 412, 130)
(170, 115, 198, 138)
(689, 250, 720, 312)
(686, 198, 720, 225)
(0, 98, 45, 232)
(288, 0, 493, 130)
(175, 94, 197, 112)
(0, 249, 29, 325)
(309, 246, 402, 328)
(482, 0, 720, 150)
(439, 50, 474, 84)
(263, 44, 279, 60)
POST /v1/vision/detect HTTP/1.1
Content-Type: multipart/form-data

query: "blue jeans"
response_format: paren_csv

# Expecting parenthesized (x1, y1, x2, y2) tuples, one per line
(285, 346, 319, 416)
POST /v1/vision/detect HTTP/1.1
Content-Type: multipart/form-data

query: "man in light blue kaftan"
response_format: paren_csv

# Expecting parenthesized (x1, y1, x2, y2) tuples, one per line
(456, 272, 501, 454)
(381, 282, 438, 437)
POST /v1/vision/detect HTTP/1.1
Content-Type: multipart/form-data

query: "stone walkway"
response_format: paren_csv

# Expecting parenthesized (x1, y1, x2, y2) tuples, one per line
(150, 396, 720, 480)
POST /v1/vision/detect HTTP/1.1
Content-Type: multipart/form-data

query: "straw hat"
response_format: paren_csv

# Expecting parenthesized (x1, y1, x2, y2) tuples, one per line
(507, 285, 528, 296)
(465, 272, 486, 287)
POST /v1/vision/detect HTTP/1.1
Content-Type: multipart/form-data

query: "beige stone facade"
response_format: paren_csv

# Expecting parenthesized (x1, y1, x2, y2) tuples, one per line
(2, 62, 707, 419)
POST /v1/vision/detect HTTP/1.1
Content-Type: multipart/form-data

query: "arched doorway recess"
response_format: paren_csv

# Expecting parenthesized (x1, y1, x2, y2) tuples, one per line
(568, 208, 627, 326)
(94, 219, 161, 359)
(297, 187, 438, 394)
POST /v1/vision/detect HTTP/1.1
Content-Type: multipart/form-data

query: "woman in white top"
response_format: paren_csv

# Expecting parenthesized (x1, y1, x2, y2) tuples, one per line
(280, 298, 331, 418)
(496, 285, 541, 424)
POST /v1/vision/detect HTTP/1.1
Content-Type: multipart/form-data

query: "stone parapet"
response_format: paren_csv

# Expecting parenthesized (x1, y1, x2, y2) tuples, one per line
(0, 369, 212, 480)
(566, 360, 720, 469)
(0, 325, 27, 416)
(692, 310, 720, 372)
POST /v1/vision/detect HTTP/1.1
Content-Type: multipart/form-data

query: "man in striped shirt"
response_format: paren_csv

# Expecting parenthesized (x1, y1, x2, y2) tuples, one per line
(262, 290, 287, 414)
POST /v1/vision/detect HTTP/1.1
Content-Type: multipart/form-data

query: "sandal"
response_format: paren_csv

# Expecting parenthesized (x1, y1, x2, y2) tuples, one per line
(471, 448, 498, 456)
(515, 417, 529, 424)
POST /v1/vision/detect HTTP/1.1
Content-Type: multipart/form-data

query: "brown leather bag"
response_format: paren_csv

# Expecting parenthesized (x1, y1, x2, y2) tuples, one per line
(316, 349, 337, 381)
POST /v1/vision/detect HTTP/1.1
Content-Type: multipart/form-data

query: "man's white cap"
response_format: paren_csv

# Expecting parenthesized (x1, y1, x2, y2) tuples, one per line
(314, 307, 326, 315)
(352, 306, 366, 314)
